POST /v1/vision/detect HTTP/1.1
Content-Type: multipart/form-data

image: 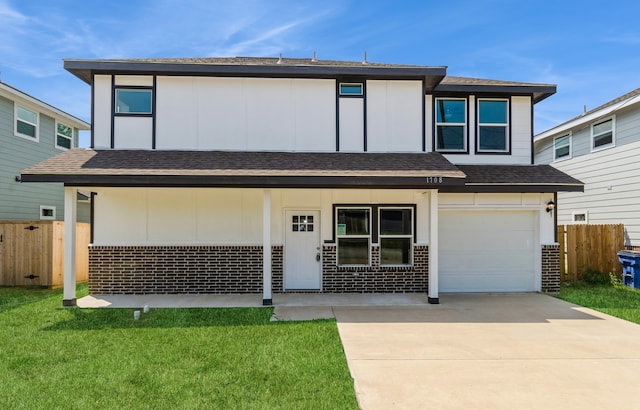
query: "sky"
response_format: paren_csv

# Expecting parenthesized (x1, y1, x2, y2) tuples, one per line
(1, 0, 639, 147)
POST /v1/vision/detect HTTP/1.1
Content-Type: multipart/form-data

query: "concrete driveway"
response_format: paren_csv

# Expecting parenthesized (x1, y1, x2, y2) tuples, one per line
(334, 293, 640, 410)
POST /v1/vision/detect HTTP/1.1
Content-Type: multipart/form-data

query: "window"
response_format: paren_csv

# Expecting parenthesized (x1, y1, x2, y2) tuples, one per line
(336, 208, 371, 265)
(40, 205, 56, 220)
(15, 106, 39, 140)
(435, 98, 467, 151)
(477, 99, 509, 152)
(591, 117, 614, 150)
(572, 211, 588, 224)
(379, 208, 413, 265)
(554, 133, 571, 160)
(339, 83, 363, 96)
(115, 88, 152, 114)
(291, 215, 314, 232)
(56, 122, 73, 150)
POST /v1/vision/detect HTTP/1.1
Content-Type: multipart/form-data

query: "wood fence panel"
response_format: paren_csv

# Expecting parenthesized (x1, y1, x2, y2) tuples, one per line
(0, 221, 90, 287)
(559, 224, 624, 282)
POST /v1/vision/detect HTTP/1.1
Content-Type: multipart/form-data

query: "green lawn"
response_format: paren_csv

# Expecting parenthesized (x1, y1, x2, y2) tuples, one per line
(557, 282, 640, 325)
(0, 286, 358, 410)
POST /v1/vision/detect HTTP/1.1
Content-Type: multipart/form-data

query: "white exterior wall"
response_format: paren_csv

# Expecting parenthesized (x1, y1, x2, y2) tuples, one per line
(92, 187, 432, 246)
(553, 139, 640, 247)
(339, 98, 364, 152)
(154, 77, 336, 151)
(366, 80, 423, 152)
(93, 75, 112, 149)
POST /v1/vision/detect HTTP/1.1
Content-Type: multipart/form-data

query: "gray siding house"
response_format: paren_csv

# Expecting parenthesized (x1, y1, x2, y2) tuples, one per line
(0, 82, 90, 221)
(534, 89, 640, 249)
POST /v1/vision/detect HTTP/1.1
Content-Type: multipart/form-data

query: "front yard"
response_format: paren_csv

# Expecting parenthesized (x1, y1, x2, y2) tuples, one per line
(557, 281, 640, 325)
(0, 286, 358, 409)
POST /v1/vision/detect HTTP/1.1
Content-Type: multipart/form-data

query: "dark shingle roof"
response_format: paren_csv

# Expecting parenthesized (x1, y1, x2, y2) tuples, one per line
(436, 76, 556, 103)
(455, 164, 583, 187)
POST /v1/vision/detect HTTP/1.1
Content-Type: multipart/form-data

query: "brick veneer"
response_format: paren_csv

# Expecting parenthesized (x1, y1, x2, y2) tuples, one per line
(321, 244, 429, 293)
(541, 244, 560, 294)
(88, 245, 263, 294)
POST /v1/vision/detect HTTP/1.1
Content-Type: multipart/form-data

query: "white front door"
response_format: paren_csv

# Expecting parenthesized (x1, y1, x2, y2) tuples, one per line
(284, 210, 321, 290)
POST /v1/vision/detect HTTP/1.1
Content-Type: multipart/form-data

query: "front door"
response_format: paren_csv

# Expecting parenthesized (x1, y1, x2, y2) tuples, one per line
(284, 210, 321, 290)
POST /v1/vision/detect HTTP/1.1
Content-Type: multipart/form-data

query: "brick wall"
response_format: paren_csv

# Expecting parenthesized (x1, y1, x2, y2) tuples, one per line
(89, 245, 263, 294)
(541, 244, 560, 294)
(321, 244, 429, 293)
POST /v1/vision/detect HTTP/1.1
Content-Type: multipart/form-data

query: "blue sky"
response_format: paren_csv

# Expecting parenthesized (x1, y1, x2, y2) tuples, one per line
(2, 0, 639, 146)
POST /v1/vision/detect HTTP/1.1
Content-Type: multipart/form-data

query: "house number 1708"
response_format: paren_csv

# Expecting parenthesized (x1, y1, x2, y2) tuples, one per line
(426, 176, 443, 184)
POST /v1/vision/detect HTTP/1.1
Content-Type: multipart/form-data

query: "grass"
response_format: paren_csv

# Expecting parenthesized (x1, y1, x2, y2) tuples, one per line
(0, 285, 358, 410)
(557, 280, 640, 325)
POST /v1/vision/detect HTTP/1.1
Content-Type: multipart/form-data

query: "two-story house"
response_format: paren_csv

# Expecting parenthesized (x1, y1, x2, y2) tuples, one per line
(534, 88, 640, 250)
(21, 57, 582, 306)
(0, 81, 90, 222)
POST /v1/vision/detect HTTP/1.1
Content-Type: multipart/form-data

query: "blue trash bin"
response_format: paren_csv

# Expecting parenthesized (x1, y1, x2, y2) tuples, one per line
(617, 251, 640, 289)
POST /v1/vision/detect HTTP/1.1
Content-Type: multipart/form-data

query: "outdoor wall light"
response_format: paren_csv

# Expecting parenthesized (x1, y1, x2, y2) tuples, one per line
(545, 200, 556, 213)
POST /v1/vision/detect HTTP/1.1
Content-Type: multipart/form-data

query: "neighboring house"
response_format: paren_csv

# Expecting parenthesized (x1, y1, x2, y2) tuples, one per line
(0, 81, 91, 222)
(534, 89, 640, 250)
(21, 57, 582, 306)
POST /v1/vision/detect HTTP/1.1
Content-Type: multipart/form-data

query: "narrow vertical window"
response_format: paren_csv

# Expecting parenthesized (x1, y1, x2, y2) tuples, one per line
(379, 208, 413, 265)
(591, 117, 614, 150)
(435, 98, 467, 151)
(477, 99, 509, 152)
(15, 106, 39, 140)
(56, 122, 74, 150)
(336, 208, 371, 265)
(553, 133, 571, 160)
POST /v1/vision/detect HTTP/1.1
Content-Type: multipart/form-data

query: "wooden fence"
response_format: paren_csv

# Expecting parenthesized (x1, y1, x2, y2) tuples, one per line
(0, 221, 90, 287)
(557, 224, 624, 282)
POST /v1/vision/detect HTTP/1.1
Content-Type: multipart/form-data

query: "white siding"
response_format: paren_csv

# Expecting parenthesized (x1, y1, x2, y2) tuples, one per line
(93, 75, 112, 149)
(424, 95, 434, 152)
(114, 75, 153, 86)
(113, 116, 152, 149)
(155, 77, 335, 151)
(339, 98, 364, 151)
(366, 80, 422, 152)
(554, 139, 640, 247)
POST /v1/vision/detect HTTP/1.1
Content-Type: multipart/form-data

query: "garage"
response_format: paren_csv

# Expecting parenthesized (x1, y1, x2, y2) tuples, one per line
(439, 210, 537, 292)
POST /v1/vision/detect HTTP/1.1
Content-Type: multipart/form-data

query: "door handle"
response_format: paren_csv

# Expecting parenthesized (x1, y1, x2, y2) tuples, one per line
(316, 253, 321, 262)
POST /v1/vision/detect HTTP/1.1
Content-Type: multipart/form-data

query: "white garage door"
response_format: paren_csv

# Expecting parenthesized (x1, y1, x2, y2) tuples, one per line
(439, 211, 537, 292)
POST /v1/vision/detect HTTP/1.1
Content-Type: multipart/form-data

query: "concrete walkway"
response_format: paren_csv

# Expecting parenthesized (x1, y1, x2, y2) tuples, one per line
(334, 293, 640, 410)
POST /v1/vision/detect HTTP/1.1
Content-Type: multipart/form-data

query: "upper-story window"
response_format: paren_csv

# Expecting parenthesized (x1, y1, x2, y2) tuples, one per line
(15, 106, 39, 141)
(56, 122, 73, 150)
(115, 88, 153, 115)
(477, 98, 509, 153)
(591, 117, 614, 150)
(435, 98, 467, 152)
(339, 83, 363, 96)
(553, 133, 571, 160)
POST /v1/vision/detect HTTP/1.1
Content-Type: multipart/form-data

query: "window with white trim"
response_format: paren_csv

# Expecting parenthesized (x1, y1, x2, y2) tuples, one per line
(435, 98, 466, 151)
(15, 106, 39, 140)
(553, 133, 571, 160)
(572, 211, 588, 224)
(40, 205, 56, 220)
(336, 208, 371, 265)
(477, 98, 509, 152)
(115, 88, 152, 114)
(591, 117, 614, 150)
(56, 122, 73, 150)
(379, 207, 413, 265)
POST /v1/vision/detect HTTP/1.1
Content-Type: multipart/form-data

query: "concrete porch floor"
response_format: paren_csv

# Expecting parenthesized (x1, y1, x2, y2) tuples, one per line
(76, 293, 432, 321)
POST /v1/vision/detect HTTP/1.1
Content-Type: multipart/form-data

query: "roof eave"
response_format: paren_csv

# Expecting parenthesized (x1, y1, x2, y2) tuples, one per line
(434, 84, 556, 103)
(63, 59, 447, 85)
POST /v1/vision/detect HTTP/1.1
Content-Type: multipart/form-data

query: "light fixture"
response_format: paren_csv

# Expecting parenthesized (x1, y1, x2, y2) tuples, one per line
(545, 200, 556, 213)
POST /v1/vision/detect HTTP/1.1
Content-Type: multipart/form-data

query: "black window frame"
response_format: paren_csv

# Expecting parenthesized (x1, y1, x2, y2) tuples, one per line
(476, 97, 511, 155)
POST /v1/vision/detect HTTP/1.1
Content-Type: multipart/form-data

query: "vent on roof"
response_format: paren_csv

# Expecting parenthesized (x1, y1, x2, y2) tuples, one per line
(362, 51, 368, 65)
(312, 51, 317, 62)
(277, 53, 283, 64)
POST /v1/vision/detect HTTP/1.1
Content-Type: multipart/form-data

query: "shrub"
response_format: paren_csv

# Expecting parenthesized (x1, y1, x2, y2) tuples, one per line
(583, 269, 611, 285)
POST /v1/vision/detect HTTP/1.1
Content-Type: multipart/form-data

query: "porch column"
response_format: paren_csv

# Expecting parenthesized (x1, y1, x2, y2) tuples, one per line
(63, 187, 77, 306)
(262, 189, 272, 305)
(428, 189, 439, 304)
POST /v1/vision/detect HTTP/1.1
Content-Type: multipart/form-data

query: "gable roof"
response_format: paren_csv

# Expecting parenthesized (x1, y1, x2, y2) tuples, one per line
(0, 81, 90, 129)
(21, 149, 582, 192)
(63, 56, 556, 101)
(535, 88, 640, 141)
